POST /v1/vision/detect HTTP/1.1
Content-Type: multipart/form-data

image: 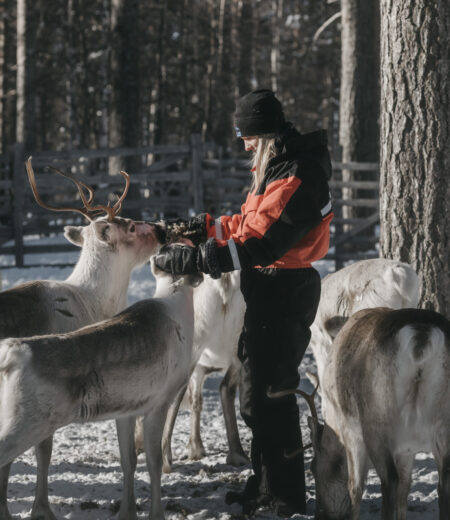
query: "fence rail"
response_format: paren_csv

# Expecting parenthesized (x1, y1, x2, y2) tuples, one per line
(0, 137, 380, 268)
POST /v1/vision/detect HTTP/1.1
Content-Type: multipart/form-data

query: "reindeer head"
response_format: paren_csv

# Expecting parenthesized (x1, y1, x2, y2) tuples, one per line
(64, 217, 160, 268)
(26, 157, 162, 268)
(308, 415, 351, 520)
(266, 378, 351, 520)
(150, 245, 203, 298)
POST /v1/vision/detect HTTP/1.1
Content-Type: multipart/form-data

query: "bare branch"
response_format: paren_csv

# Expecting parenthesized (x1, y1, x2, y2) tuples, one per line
(313, 11, 342, 43)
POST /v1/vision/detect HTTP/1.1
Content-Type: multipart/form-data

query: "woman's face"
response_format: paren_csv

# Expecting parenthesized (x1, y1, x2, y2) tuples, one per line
(242, 136, 259, 152)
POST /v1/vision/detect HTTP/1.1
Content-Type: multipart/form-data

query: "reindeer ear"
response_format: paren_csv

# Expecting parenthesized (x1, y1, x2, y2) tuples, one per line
(150, 256, 165, 277)
(64, 226, 84, 246)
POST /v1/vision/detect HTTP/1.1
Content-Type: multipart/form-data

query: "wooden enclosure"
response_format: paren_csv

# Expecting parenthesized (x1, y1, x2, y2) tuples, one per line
(0, 137, 379, 268)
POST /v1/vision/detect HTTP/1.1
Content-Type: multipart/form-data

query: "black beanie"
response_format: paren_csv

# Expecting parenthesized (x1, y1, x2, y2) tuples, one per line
(233, 89, 285, 138)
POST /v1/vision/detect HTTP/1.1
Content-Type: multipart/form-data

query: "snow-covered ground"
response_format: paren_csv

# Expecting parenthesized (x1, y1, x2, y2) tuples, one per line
(0, 236, 440, 519)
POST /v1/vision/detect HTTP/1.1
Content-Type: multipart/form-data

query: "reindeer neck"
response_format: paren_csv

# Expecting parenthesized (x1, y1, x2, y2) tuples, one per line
(154, 278, 195, 324)
(65, 246, 131, 318)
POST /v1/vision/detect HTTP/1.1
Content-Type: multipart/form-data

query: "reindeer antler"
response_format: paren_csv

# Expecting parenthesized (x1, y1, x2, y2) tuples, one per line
(266, 381, 320, 458)
(46, 165, 96, 206)
(76, 170, 130, 222)
(26, 157, 130, 222)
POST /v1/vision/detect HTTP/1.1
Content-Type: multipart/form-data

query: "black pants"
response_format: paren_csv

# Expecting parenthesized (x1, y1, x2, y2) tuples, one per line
(238, 267, 321, 509)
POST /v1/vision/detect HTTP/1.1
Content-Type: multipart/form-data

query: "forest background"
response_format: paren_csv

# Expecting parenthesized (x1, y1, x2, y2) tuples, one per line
(0, 0, 346, 157)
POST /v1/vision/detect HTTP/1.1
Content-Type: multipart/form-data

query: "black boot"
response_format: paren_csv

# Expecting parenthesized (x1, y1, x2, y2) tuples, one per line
(225, 475, 259, 505)
(271, 496, 306, 517)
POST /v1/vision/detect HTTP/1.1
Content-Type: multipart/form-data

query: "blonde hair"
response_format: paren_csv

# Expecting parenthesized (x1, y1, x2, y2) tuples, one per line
(250, 136, 277, 191)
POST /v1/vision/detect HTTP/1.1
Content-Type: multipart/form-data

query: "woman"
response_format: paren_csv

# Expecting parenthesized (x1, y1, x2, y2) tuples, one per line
(155, 89, 333, 516)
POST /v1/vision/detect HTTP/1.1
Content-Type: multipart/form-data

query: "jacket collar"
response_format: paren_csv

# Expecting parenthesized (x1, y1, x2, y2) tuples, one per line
(275, 123, 328, 158)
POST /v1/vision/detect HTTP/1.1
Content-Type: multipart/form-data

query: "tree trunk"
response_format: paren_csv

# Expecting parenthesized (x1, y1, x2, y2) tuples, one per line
(152, 0, 167, 146)
(380, 0, 450, 315)
(109, 0, 140, 170)
(24, 0, 35, 151)
(270, 0, 283, 93)
(0, 0, 5, 153)
(98, 0, 110, 151)
(339, 0, 380, 222)
(64, 0, 77, 149)
(108, 0, 140, 218)
(1, 0, 15, 153)
(203, 0, 217, 141)
(213, 0, 233, 146)
(15, 0, 25, 144)
(237, 0, 253, 96)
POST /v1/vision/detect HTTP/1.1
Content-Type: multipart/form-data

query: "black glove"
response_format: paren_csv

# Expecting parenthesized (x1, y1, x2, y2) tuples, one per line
(153, 239, 221, 279)
(160, 214, 208, 245)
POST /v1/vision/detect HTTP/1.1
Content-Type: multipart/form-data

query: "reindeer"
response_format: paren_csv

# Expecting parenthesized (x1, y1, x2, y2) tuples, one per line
(0, 258, 201, 520)
(0, 158, 162, 520)
(155, 271, 248, 473)
(309, 258, 419, 388)
(307, 307, 450, 520)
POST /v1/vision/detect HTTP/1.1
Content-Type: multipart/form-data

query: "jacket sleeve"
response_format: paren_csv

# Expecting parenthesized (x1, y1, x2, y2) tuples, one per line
(213, 162, 329, 271)
(205, 196, 249, 240)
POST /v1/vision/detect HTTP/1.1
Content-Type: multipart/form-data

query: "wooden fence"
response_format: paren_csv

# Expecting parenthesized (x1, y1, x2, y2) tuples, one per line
(0, 136, 379, 268)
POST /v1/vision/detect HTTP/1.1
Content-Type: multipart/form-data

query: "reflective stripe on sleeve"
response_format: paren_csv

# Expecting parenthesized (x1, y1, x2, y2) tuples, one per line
(320, 199, 332, 216)
(227, 239, 241, 270)
(215, 218, 223, 240)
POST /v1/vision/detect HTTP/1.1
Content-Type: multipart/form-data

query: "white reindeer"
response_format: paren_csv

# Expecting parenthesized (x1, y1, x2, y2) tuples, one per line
(310, 258, 419, 388)
(307, 307, 450, 520)
(0, 259, 201, 520)
(0, 159, 162, 520)
(157, 272, 248, 473)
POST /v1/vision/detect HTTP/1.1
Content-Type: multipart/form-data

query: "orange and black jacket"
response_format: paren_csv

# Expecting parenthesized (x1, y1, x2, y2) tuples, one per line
(204, 127, 333, 272)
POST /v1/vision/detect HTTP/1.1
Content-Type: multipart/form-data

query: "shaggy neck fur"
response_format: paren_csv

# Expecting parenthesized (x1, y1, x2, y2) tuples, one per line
(66, 239, 134, 319)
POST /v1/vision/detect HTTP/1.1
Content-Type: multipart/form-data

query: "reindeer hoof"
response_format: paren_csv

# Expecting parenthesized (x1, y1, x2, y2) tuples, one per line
(31, 504, 58, 520)
(187, 444, 206, 460)
(226, 451, 249, 467)
(162, 460, 173, 473)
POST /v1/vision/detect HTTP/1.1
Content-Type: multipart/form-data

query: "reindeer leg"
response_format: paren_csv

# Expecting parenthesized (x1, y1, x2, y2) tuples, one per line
(161, 385, 186, 473)
(134, 416, 145, 455)
(117, 417, 138, 520)
(220, 363, 248, 466)
(187, 364, 208, 460)
(0, 463, 13, 520)
(344, 439, 369, 520)
(394, 452, 414, 520)
(370, 450, 398, 520)
(31, 436, 57, 520)
(144, 405, 169, 520)
(435, 451, 450, 520)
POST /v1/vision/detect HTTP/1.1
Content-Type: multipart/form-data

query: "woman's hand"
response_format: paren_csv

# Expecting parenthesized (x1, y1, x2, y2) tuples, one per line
(154, 243, 199, 275)
(156, 214, 208, 245)
(153, 238, 222, 279)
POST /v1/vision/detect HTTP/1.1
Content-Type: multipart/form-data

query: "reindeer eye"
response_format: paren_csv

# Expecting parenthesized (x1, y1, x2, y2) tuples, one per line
(102, 225, 110, 239)
(130, 224, 136, 232)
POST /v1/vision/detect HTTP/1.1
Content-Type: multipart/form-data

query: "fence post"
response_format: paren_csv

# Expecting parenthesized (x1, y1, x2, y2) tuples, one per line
(13, 143, 25, 267)
(191, 133, 204, 214)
